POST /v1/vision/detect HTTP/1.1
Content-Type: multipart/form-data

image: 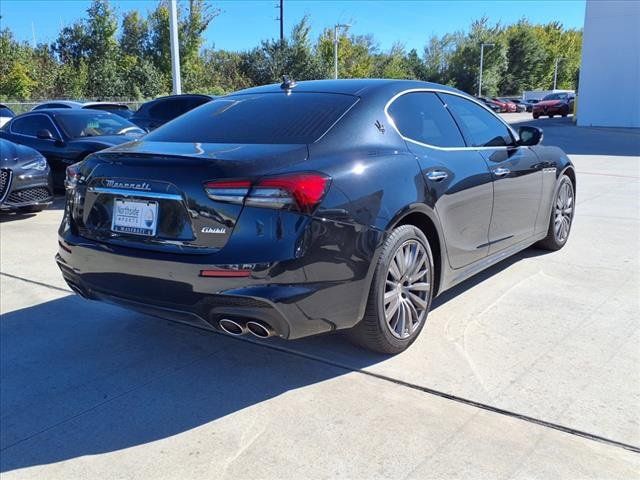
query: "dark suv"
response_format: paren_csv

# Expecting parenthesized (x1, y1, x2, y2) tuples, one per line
(129, 94, 214, 131)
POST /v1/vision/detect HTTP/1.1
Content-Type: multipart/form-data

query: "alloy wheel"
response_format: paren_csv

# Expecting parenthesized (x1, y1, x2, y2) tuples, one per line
(554, 181, 574, 243)
(384, 240, 431, 339)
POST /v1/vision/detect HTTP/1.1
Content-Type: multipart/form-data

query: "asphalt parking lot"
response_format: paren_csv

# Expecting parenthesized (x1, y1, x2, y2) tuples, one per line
(1, 114, 639, 479)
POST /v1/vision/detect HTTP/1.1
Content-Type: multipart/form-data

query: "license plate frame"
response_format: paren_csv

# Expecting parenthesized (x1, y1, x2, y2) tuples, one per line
(111, 198, 159, 237)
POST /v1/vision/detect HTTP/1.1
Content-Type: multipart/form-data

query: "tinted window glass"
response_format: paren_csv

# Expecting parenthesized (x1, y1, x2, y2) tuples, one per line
(11, 115, 57, 137)
(56, 112, 144, 138)
(146, 93, 358, 144)
(387, 92, 465, 148)
(442, 94, 515, 147)
(148, 97, 206, 121)
(0, 107, 15, 117)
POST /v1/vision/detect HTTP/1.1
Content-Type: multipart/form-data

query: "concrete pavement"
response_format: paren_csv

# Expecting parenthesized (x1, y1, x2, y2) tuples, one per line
(1, 116, 639, 478)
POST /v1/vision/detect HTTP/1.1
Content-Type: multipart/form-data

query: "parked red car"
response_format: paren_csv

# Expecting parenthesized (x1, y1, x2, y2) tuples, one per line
(532, 93, 575, 119)
(491, 97, 517, 113)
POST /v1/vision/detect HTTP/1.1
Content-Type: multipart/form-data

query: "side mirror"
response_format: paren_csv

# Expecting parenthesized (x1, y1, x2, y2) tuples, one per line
(36, 129, 55, 140)
(517, 126, 543, 146)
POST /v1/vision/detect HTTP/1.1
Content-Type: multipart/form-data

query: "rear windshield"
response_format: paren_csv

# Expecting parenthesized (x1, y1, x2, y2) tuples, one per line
(145, 92, 358, 144)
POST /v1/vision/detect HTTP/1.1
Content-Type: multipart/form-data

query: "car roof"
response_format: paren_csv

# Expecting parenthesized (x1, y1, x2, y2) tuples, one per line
(19, 108, 117, 117)
(35, 100, 84, 108)
(231, 79, 463, 98)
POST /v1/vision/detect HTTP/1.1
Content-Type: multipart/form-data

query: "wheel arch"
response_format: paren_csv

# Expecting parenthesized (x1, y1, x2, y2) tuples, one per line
(388, 206, 446, 296)
(561, 165, 576, 194)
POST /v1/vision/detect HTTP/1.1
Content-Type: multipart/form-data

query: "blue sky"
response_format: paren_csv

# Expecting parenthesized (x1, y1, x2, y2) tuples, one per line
(1, 0, 586, 52)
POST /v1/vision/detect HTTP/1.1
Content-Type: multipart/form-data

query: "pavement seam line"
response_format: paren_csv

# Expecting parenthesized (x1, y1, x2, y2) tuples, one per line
(221, 333, 640, 454)
(0, 272, 72, 294)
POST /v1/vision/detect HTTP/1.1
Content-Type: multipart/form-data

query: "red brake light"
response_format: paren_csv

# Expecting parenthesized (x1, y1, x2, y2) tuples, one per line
(252, 174, 330, 213)
(203, 173, 330, 214)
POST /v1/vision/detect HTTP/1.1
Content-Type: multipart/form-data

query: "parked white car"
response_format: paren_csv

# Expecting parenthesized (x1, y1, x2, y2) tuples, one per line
(0, 104, 16, 128)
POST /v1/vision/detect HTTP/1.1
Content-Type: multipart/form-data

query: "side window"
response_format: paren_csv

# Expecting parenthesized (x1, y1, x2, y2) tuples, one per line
(11, 115, 57, 137)
(441, 94, 515, 147)
(387, 92, 465, 148)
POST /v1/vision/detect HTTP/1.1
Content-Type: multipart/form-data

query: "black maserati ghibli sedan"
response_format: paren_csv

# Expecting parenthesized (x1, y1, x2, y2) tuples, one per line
(0, 109, 145, 188)
(56, 79, 575, 354)
(0, 139, 53, 212)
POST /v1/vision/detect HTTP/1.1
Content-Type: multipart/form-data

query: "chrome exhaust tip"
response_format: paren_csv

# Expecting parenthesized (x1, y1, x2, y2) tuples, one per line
(246, 321, 274, 339)
(218, 318, 246, 336)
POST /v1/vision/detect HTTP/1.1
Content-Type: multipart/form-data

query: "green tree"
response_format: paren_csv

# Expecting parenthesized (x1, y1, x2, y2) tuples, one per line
(499, 20, 546, 94)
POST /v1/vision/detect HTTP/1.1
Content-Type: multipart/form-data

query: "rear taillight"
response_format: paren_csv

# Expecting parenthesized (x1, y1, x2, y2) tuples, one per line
(203, 180, 251, 203)
(204, 173, 330, 214)
(65, 163, 82, 190)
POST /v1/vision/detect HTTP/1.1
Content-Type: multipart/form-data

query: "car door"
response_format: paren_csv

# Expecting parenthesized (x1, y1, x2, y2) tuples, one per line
(387, 91, 494, 269)
(442, 93, 543, 252)
(8, 114, 69, 186)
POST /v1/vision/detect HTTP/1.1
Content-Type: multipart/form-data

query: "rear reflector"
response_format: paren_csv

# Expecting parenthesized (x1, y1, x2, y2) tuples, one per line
(203, 172, 330, 214)
(199, 268, 252, 278)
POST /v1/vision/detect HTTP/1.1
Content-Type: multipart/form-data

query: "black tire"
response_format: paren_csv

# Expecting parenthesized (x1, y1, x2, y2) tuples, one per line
(537, 175, 575, 251)
(18, 205, 46, 213)
(349, 225, 434, 354)
(533, 113, 539, 119)
(549, 114, 554, 118)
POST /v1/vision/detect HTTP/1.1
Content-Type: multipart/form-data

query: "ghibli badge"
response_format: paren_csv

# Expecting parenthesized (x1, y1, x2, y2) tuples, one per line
(201, 226, 226, 234)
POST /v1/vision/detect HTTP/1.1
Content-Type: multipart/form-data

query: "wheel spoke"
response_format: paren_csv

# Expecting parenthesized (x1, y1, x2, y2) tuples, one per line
(384, 289, 397, 305)
(388, 259, 402, 281)
(385, 295, 400, 319)
(407, 291, 427, 310)
(405, 299, 420, 328)
(408, 282, 430, 292)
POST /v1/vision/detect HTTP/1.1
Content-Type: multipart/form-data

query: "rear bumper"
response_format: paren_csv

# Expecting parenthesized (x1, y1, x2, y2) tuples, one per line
(56, 219, 383, 340)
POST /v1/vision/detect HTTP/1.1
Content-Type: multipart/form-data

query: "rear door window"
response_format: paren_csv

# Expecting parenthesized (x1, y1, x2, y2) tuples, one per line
(146, 93, 358, 144)
(387, 92, 465, 148)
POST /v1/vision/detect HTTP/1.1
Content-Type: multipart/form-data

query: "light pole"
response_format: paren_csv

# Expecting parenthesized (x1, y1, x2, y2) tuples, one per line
(169, 0, 181, 94)
(553, 57, 566, 90)
(334, 23, 351, 79)
(478, 43, 494, 97)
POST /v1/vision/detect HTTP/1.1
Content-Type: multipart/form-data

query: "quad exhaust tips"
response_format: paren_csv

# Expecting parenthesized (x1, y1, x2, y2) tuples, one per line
(218, 319, 275, 338)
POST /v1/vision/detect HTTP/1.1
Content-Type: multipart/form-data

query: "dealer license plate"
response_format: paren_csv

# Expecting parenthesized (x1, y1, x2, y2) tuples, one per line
(111, 199, 159, 236)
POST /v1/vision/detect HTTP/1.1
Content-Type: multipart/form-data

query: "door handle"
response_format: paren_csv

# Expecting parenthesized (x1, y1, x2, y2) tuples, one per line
(493, 167, 510, 177)
(426, 170, 448, 182)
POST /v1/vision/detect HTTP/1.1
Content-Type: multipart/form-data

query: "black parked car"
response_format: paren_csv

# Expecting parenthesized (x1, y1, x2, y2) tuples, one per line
(129, 94, 213, 131)
(0, 139, 53, 213)
(56, 79, 575, 354)
(0, 109, 145, 188)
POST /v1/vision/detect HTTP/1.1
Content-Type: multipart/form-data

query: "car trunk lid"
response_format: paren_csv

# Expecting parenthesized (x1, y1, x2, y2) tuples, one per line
(71, 141, 309, 253)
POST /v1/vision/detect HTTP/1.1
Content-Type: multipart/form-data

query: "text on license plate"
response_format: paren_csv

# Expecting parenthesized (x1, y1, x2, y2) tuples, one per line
(111, 199, 159, 236)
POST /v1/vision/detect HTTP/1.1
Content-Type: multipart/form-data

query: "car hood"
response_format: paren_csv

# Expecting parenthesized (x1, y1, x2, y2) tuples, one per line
(0, 139, 42, 167)
(536, 100, 564, 107)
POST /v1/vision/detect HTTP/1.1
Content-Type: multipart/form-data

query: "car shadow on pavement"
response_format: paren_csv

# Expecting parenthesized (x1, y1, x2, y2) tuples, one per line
(509, 116, 640, 157)
(0, 246, 548, 473)
(0, 294, 384, 473)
